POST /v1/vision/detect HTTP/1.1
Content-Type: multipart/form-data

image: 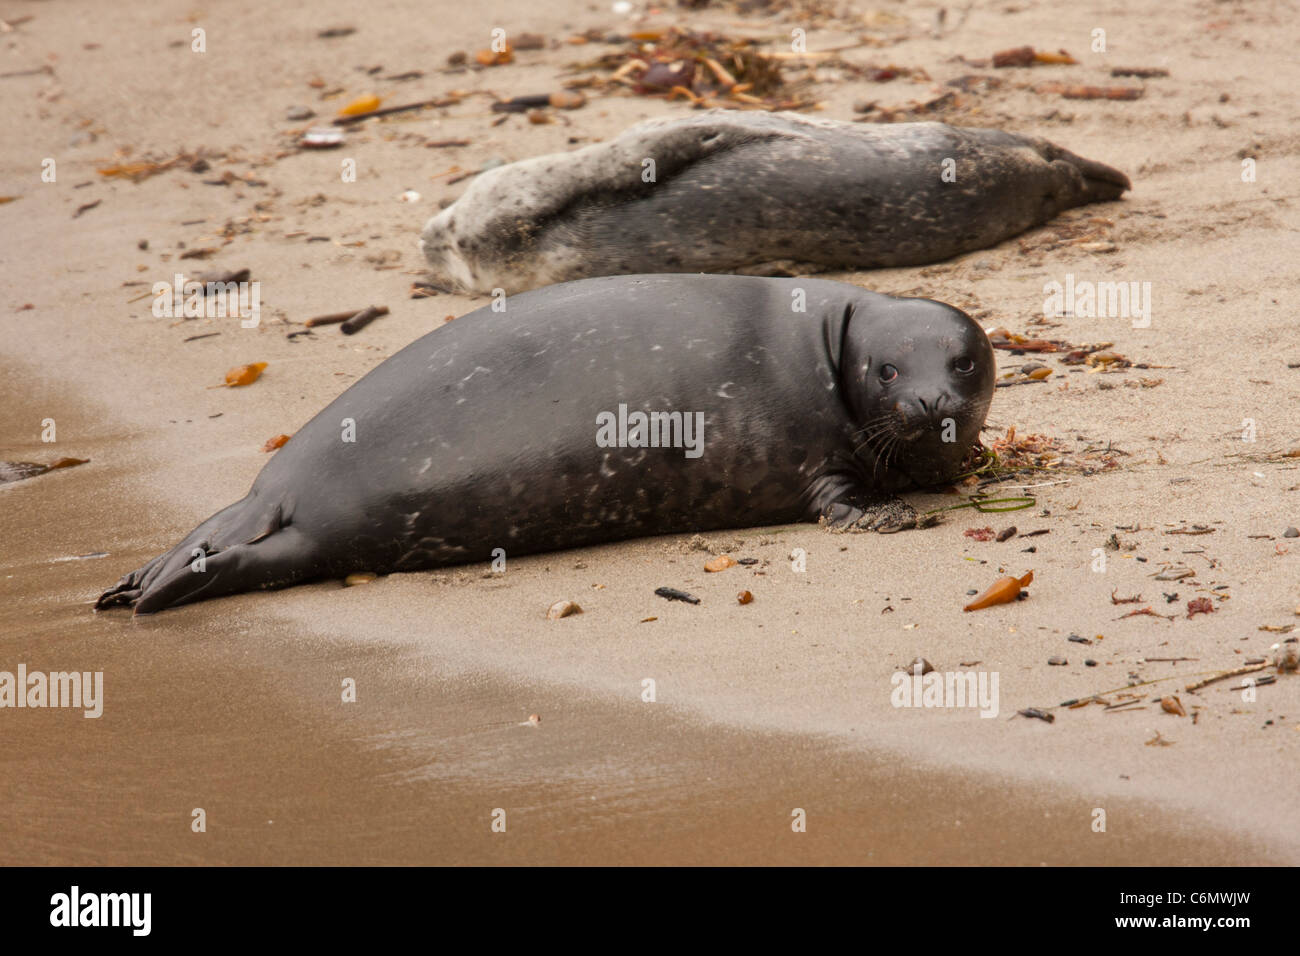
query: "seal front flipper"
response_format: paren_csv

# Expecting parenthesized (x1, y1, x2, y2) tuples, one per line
(814, 481, 919, 534)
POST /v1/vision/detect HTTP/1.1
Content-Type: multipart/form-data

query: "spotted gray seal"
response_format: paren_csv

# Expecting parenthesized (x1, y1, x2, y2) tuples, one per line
(96, 274, 995, 614)
(419, 111, 1130, 294)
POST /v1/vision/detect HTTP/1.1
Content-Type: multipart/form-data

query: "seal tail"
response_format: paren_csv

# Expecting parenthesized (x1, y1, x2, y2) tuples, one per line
(95, 496, 320, 615)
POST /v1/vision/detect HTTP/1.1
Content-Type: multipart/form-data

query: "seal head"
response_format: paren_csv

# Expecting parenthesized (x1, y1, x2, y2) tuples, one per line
(839, 297, 995, 491)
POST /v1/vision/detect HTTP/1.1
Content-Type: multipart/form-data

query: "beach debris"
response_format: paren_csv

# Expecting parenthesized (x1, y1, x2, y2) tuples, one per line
(992, 46, 1077, 68)
(73, 199, 101, 219)
(338, 94, 382, 117)
(737, 590, 753, 605)
(1274, 640, 1300, 673)
(1018, 708, 1055, 723)
(993, 46, 1034, 68)
(908, 657, 934, 675)
(571, 27, 815, 111)
(1111, 66, 1169, 78)
(995, 526, 1017, 542)
(492, 91, 588, 112)
(317, 26, 356, 39)
(262, 434, 291, 452)
(1116, 606, 1176, 621)
(475, 43, 514, 66)
(300, 126, 344, 148)
(216, 362, 267, 388)
(1160, 695, 1187, 717)
(97, 155, 188, 182)
(0, 457, 89, 485)
(1036, 82, 1143, 101)
(341, 305, 387, 335)
(546, 600, 583, 620)
(521, 713, 542, 727)
(1145, 731, 1175, 747)
(333, 93, 465, 126)
(1111, 589, 1143, 604)
(1185, 662, 1268, 692)
(1186, 597, 1216, 618)
(963, 571, 1033, 611)
(704, 554, 737, 572)
(183, 332, 220, 343)
(964, 526, 994, 542)
(1048, 656, 1068, 666)
(304, 306, 388, 329)
(344, 573, 376, 586)
(410, 281, 448, 298)
(655, 586, 701, 605)
(1068, 634, 1093, 645)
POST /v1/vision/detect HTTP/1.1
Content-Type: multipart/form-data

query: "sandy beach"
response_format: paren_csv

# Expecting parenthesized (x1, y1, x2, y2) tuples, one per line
(1, 0, 1297, 865)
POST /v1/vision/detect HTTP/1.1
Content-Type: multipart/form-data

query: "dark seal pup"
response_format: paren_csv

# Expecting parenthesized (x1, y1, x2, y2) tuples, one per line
(419, 111, 1130, 294)
(97, 274, 995, 614)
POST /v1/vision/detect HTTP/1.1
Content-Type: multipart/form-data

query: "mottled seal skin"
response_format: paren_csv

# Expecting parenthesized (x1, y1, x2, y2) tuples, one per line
(419, 111, 1131, 294)
(96, 274, 994, 614)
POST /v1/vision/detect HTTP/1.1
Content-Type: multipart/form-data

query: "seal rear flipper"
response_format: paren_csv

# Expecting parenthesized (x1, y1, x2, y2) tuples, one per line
(130, 525, 317, 615)
(1038, 142, 1131, 202)
(96, 496, 316, 614)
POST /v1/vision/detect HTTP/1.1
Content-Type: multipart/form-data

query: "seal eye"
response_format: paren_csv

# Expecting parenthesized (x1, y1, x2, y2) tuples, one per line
(953, 356, 975, 374)
(879, 364, 898, 383)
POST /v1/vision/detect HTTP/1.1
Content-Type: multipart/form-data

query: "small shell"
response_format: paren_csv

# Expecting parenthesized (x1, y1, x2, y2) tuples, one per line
(547, 600, 582, 620)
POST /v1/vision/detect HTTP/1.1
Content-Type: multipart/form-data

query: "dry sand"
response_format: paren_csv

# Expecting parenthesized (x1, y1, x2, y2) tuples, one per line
(1, 0, 1297, 864)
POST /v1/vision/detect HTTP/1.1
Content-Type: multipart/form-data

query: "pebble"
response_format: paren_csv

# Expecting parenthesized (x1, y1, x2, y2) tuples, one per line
(546, 600, 582, 620)
(286, 106, 316, 121)
(1283, 527, 1299, 538)
(1047, 656, 1068, 666)
(908, 657, 934, 675)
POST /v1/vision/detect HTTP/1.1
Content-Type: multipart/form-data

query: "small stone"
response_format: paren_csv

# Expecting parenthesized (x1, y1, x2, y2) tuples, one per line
(704, 554, 737, 572)
(546, 600, 582, 620)
(908, 657, 934, 675)
(286, 106, 316, 121)
(1283, 527, 1299, 538)
(1084, 659, 1098, 667)
(1047, 656, 1068, 666)
(344, 573, 376, 586)
(737, 590, 754, 605)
